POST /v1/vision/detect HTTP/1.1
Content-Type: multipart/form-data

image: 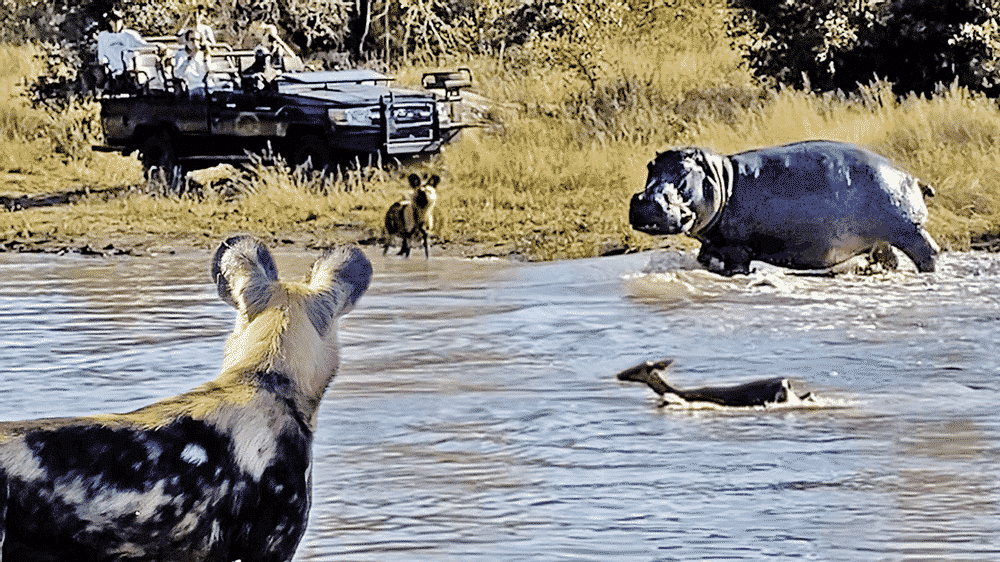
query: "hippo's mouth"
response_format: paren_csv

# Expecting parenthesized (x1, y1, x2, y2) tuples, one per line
(631, 221, 673, 235)
(629, 192, 688, 235)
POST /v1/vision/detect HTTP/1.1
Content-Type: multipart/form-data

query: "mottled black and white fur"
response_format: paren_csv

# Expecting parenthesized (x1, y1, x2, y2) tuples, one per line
(0, 235, 371, 562)
(383, 173, 439, 258)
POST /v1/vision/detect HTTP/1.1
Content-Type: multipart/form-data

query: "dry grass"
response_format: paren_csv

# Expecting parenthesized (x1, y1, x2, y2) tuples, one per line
(4, 8, 1000, 259)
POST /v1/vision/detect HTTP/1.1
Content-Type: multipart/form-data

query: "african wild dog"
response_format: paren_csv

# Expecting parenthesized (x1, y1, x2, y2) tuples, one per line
(383, 173, 439, 258)
(0, 235, 371, 562)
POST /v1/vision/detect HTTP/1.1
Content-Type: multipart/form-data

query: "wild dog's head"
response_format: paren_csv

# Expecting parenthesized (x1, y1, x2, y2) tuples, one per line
(211, 235, 371, 420)
(629, 148, 731, 237)
(408, 173, 440, 210)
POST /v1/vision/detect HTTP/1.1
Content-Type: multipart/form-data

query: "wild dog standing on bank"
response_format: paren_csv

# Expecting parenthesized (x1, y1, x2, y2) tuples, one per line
(384, 173, 439, 258)
(0, 235, 371, 562)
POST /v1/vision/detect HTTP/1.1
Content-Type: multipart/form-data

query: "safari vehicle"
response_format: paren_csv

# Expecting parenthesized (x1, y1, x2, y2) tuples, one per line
(93, 35, 477, 184)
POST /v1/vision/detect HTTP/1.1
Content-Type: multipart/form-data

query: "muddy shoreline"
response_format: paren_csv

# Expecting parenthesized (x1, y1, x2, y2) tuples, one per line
(0, 225, 523, 260)
(0, 182, 525, 259)
(7, 185, 989, 261)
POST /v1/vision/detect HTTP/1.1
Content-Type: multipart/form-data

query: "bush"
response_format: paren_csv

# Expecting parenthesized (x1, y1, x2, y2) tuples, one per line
(729, 0, 1000, 97)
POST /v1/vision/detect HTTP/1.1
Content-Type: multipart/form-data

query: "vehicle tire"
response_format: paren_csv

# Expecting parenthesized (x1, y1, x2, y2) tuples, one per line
(140, 132, 184, 193)
(291, 135, 333, 174)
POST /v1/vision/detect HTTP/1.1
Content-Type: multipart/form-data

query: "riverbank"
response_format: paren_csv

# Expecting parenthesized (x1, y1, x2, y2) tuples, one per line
(0, 170, 693, 259)
(4, 30, 1000, 261)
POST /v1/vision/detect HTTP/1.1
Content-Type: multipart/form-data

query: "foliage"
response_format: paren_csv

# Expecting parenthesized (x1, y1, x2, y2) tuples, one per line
(371, 0, 631, 84)
(728, 0, 1000, 96)
(213, 0, 353, 52)
(517, 0, 630, 87)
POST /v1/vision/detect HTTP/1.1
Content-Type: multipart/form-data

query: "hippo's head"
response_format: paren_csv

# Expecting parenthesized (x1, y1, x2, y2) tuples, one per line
(629, 148, 731, 237)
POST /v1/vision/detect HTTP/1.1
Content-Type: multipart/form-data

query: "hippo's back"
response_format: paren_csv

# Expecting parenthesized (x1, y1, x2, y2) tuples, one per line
(710, 140, 932, 269)
(729, 140, 893, 196)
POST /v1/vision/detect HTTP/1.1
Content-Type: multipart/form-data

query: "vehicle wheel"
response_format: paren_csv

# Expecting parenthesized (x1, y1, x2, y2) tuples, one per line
(292, 135, 333, 173)
(140, 133, 184, 193)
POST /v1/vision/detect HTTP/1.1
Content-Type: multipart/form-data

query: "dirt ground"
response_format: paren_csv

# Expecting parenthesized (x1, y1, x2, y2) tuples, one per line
(0, 222, 519, 260)
(0, 183, 528, 259)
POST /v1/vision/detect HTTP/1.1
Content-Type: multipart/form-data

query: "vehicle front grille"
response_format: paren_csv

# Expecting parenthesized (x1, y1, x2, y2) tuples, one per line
(388, 102, 435, 141)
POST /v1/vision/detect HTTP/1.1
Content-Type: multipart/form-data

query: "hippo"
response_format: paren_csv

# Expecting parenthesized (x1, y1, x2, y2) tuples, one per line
(629, 140, 940, 275)
(616, 359, 816, 407)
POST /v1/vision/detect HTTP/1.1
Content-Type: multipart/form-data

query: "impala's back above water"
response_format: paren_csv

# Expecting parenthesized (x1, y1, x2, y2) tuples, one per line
(0, 235, 371, 562)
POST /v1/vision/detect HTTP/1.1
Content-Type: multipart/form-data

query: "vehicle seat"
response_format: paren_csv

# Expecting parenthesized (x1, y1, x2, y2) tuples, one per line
(128, 47, 167, 91)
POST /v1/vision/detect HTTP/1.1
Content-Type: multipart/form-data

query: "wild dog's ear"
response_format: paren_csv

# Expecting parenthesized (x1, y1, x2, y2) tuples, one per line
(427, 174, 441, 187)
(212, 235, 279, 319)
(303, 245, 372, 335)
(408, 173, 422, 189)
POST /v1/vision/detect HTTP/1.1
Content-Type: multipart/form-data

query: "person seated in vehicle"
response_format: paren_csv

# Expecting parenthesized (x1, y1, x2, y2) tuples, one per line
(97, 7, 160, 92)
(241, 46, 279, 91)
(246, 22, 305, 72)
(192, 4, 217, 46)
(172, 28, 214, 95)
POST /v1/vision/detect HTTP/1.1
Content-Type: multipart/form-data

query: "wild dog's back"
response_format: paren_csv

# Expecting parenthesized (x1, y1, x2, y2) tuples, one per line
(0, 235, 371, 562)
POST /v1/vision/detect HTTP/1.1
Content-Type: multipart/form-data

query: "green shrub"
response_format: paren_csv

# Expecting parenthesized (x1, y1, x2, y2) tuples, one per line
(729, 0, 1000, 96)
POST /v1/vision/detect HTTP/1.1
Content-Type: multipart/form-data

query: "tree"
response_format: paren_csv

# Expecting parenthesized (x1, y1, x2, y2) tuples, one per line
(729, 0, 1000, 97)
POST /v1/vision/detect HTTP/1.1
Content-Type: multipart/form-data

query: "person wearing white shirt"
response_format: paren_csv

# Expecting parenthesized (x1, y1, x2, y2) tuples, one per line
(96, 9, 150, 77)
(193, 4, 217, 45)
(173, 29, 213, 95)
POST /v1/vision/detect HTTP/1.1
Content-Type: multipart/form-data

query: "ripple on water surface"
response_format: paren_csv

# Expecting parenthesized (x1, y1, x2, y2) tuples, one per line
(2, 249, 999, 560)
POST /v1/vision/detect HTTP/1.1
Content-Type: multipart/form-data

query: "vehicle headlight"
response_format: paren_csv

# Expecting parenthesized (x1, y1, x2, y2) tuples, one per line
(328, 106, 380, 127)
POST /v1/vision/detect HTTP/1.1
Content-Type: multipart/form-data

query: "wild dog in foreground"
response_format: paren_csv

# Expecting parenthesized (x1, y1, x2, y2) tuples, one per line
(0, 235, 371, 562)
(617, 359, 815, 407)
(384, 173, 439, 258)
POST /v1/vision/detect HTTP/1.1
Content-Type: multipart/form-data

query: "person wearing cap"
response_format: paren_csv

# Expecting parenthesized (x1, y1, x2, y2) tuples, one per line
(247, 21, 305, 72)
(96, 8, 151, 77)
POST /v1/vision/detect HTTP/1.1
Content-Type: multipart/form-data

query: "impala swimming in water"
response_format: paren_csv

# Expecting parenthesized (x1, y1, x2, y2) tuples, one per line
(617, 359, 816, 408)
(0, 235, 371, 562)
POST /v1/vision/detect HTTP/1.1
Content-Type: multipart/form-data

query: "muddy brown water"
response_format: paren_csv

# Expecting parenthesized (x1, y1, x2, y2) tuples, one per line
(2, 249, 999, 560)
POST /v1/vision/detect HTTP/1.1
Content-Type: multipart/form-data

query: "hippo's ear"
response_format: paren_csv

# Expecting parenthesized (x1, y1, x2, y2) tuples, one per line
(212, 235, 279, 319)
(302, 245, 372, 335)
(408, 173, 422, 188)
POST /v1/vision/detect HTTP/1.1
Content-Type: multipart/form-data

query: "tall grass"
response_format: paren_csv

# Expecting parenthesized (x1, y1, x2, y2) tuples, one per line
(0, 43, 124, 188)
(4, 0, 1000, 259)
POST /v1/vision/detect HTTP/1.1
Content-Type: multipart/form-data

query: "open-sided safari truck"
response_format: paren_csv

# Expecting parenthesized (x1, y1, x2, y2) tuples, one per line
(93, 34, 479, 185)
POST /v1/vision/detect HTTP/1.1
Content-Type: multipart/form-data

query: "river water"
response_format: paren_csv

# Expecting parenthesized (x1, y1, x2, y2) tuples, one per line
(1, 248, 998, 560)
